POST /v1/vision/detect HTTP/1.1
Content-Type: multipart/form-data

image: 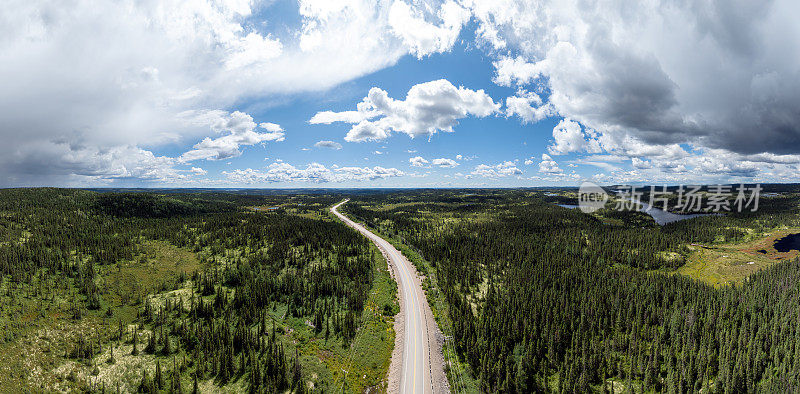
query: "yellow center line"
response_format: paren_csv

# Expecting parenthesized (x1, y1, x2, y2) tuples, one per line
(404, 249, 421, 394)
(396, 247, 416, 393)
(409, 256, 419, 393)
(332, 202, 426, 394)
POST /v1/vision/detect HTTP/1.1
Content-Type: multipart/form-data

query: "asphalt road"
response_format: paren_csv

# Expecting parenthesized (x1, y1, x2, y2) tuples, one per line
(331, 200, 433, 394)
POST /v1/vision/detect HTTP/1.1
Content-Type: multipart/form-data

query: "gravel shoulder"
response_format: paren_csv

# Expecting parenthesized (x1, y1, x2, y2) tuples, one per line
(331, 201, 448, 393)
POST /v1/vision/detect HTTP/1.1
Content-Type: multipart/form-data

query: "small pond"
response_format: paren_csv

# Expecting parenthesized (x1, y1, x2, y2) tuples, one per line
(774, 233, 800, 253)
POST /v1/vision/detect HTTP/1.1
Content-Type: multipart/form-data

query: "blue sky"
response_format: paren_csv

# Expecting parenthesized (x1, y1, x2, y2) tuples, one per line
(1, 0, 799, 187)
(180, 28, 565, 188)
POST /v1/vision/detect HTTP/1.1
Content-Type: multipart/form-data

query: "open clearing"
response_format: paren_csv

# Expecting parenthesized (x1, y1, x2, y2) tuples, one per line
(678, 228, 800, 286)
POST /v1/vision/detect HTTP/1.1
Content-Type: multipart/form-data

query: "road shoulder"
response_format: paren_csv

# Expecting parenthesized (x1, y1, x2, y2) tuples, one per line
(331, 201, 448, 393)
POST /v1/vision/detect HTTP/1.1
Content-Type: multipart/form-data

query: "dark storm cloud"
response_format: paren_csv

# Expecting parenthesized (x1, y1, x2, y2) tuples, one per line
(485, 0, 800, 156)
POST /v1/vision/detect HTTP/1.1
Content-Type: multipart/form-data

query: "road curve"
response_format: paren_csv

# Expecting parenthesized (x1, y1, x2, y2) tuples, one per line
(331, 199, 439, 394)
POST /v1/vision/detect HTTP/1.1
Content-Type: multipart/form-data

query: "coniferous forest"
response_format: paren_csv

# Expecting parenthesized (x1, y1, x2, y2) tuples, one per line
(0, 188, 397, 392)
(342, 189, 800, 393)
(3, 187, 800, 393)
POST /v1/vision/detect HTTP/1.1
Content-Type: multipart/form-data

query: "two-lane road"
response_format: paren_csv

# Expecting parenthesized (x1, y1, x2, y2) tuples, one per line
(331, 200, 438, 393)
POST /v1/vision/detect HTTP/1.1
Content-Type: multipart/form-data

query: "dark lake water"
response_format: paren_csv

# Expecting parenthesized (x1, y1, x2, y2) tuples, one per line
(774, 233, 800, 252)
(554, 200, 712, 225)
(635, 200, 712, 225)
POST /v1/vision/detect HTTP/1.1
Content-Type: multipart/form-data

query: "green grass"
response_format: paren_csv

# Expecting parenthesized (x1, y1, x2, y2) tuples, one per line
(0, 279, 109, 392)
(676, 227, 800, 286)
(0, 210, 397, 393)
(307, 243, 397, 393)
(0, 239, 208, 392)
(104, 240, 203, 306)
(191, 235, 397, 393)
(249, 242, 397, 393)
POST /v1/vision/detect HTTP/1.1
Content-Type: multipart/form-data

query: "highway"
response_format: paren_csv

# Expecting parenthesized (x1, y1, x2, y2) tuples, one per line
(331, 199, 435, 393)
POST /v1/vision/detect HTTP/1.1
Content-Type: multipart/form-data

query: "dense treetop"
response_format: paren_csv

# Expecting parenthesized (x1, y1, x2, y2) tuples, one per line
(344, 190, 800, 392)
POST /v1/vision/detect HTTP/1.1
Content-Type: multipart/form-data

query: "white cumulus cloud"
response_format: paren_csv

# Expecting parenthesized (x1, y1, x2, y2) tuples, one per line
(179, 111, 284, 162)
(538, 154, 562, 174)
(505, 90, 557, 123)
(314, 140, 343, 150)
(472, 161, 522, 177)
(311, 79, 500, 142)
(190, 167, 208, 176)
(388, 0, 470, 58)
(432, 158, 459, 168)
(224, 162, 404, 184)
(409, 156, 430, 167)
(547, 119, 602, 156)
(0, 0, 469, 185)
